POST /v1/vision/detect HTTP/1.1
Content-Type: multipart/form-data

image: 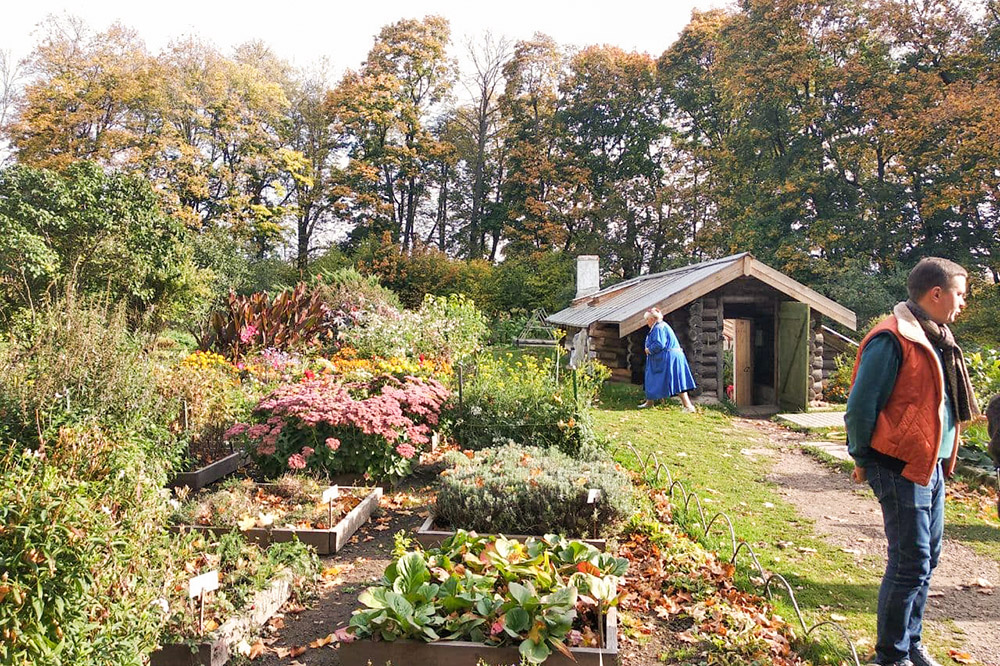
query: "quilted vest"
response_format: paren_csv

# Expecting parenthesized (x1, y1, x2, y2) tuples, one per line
(850, 303, 958, 486)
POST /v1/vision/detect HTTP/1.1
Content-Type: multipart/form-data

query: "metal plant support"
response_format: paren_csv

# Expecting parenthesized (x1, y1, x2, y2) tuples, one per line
(611, 440, 862, 666)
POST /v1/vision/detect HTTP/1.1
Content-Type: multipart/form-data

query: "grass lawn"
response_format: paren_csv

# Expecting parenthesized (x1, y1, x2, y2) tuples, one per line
(592, 382, 1000, 664)
(593, 382, 882, 662)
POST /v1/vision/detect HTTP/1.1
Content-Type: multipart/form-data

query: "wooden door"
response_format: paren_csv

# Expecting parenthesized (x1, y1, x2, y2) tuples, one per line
(733, 319, 753, 407)
(777, 301, 810, 412)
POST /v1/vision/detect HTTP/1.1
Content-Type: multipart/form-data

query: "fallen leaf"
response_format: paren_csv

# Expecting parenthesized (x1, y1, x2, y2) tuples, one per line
(290, 645, 307, 657)
(829, 613, 847, 622)
(248, 640, 265, 659)
(309, 634, 334, 648)
(948, 648, 974, 663)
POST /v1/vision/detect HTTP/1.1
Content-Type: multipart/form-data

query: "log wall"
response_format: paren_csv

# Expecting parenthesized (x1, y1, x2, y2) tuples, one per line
(809, 313, 824, 403)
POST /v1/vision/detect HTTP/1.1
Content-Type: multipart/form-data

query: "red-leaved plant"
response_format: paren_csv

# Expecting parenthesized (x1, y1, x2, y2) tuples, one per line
(226, 375, 449, 481)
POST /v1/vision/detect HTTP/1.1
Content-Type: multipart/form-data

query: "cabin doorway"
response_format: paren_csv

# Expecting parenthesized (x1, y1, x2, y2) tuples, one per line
(723, 304, 777, 413)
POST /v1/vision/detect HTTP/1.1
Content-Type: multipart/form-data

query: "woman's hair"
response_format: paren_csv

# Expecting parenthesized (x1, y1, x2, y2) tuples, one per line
(643, 307, 663, 322)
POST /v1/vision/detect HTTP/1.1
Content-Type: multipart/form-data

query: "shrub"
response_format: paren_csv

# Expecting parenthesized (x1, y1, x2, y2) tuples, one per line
(821, 351, 854, 404)
(0, 438, 174, 666)
(201, 282, 331, 360)
(435, 444, 636, 537)
(342, 293, 488, 363)
(315, 266, 402, 324)
(0, 161, 197, 326)
(158, 351, 258, 469)
(228, 375, 450, 481)
(0, 291, 178, 472)
(447, 352, 606, 455)
(967, 346, 1000, 406)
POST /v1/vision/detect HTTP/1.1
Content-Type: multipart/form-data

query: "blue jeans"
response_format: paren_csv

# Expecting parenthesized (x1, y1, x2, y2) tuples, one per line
(867, 461, 944, 664)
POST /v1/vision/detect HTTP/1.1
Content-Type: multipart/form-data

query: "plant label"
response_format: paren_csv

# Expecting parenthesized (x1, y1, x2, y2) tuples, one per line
(587, 489, 602, 504)
(322, 486, 339, 504)
(188, 570, 219, 599)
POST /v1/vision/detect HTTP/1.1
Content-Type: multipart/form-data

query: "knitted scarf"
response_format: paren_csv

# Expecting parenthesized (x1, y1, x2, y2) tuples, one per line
(905, 300, 980, 422)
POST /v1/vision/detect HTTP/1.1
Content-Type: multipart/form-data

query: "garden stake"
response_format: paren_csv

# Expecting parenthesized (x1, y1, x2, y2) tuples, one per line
(995, 467, 999, 520)
(198, 589, 206, 635)
(572, 368, 578, 404)
(457, 362, 463, 411)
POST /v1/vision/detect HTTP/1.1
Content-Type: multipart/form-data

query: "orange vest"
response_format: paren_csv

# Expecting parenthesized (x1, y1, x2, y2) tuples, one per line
(850, 307, 958, 486)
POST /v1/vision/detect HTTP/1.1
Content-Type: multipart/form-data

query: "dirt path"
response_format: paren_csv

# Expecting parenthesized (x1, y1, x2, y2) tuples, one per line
(742, 418, 1000, 666)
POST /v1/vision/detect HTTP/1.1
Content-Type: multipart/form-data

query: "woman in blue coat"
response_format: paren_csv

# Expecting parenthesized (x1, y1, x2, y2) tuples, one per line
(640, 308, 697, 411)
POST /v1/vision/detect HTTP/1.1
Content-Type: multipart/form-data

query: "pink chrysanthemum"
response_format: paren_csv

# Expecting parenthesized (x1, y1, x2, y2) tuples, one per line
(325, 437, 340, 451)
(287, 453, 306, 470)
(395, 442, 416, 459)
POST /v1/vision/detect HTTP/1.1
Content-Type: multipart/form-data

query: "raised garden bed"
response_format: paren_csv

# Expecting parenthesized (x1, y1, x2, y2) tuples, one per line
(173, 479, 382, 555)
(414, 514, 606, 551)
(151, 569, 293, 666)
(339, 606, 618, 666)
(169, 450, 247, 490)
(342, 531, 626, 666)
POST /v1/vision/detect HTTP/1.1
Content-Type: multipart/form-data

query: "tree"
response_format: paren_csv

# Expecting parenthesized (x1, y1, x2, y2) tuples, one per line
(449, 33, 511, 259)
(332, 16, 456, 251)
(558, 46, 666, 278)
(498, 34, 580, 257)
(279, 65, 348, 274)
(0, 161, 194, 324)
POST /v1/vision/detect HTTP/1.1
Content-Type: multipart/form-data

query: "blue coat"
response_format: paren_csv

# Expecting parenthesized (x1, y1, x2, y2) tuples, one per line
(644, 321, 696, 400)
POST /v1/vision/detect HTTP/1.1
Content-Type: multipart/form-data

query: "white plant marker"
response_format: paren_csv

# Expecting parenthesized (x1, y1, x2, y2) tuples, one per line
(187, 570, 219, 635)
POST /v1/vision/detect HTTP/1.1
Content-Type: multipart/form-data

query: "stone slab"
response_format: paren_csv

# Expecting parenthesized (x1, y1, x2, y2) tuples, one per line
(776, 411, 846, 430)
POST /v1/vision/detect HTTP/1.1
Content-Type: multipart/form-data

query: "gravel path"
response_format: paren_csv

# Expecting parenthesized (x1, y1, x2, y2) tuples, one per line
(745, 418, 1000, 666)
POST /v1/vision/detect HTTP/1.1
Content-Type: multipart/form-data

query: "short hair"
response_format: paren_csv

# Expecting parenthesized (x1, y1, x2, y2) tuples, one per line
(906, 257, 967, 300)
(643, 308, 663, 322)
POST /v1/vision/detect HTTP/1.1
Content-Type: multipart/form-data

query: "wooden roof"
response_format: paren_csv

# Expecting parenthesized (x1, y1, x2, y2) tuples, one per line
(547, 253, 857, 336)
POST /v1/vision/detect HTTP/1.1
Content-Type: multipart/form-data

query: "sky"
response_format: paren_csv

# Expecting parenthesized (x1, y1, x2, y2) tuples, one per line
(2, 0, 729, 78)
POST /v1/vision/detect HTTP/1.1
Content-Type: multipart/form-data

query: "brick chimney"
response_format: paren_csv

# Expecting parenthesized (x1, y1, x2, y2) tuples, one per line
(576, 255, 600, 299)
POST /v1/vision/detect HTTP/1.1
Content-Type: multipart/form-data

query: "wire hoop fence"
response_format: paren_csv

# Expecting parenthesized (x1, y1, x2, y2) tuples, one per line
(610, 439, 862, 666)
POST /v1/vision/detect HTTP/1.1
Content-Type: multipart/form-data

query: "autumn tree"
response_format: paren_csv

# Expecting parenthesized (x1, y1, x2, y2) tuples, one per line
(558, 46, 667, 278)
(332, 16, 456, 251)
(498, 34, 580, 256)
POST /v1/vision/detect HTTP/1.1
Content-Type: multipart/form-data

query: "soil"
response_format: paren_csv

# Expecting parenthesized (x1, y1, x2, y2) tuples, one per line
(743, 417, 1000, 666)
(251, 484, 430, 666)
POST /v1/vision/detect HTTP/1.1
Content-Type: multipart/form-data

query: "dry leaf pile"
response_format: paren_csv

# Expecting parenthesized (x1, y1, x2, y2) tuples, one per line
(616, 490, 806, 665)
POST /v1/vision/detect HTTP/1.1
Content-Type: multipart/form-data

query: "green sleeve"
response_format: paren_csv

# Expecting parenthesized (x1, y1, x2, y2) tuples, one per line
(845, 333, 900, 467)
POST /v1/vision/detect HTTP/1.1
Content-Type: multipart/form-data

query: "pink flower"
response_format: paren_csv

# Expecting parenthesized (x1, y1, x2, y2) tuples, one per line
(223, 423, 247, 440)
(287, 453, 306, 469)
(239, 325, 258, 345)
(567, 630, 583, 646)
(490, 618, 505, 636)
(325, 437, 341, 451)
(301, 446, 315, 458)
(245, 424, 269, 440)
(395, 443, 416, 459)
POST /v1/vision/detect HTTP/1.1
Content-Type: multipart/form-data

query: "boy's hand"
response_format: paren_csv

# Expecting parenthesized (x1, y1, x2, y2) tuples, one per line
(851, 465, 867, 483)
